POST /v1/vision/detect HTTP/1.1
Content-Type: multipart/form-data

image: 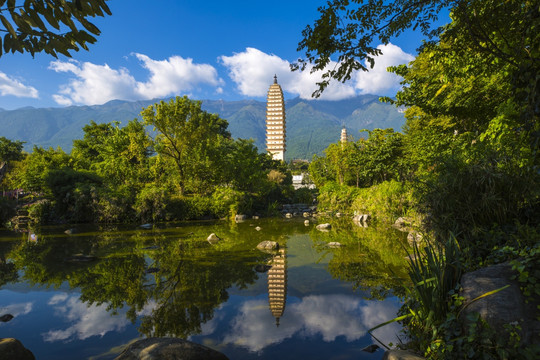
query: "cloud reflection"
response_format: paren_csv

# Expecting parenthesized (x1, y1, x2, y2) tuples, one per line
(43, 294, 130, 342)
(222, 294, 400, 352)
(0, 302, 33, 317)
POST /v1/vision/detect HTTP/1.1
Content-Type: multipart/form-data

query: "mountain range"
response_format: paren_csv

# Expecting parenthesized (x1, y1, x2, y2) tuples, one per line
(0, 95, 405, 160)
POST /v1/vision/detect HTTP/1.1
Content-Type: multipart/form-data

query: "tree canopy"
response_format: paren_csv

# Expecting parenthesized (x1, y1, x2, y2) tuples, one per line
(293, 0, 539, 102)
(0, 0, 111, 57)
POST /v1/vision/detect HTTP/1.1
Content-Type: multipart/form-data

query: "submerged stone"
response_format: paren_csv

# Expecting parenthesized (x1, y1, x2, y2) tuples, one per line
(316, 223, 331, 231)
(0, 338, 35, 360)
(115, 337, 229, 360)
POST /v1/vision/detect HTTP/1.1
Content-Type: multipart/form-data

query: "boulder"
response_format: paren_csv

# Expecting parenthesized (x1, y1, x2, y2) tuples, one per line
(115, 337, 229, 360)
(316, 223, 331, 231)
(207, 233, 220, 244)
(383, 349, 425, 360)
(460, 262, 540, 344)
(256, 241, 279, 251)
(0, 338, 35, 360)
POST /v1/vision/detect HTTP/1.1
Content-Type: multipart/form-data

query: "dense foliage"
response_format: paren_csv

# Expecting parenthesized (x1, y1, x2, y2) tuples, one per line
(0, 96, 294, 225)
(304, 0, 539, 358)
(0, 0, 111, 58)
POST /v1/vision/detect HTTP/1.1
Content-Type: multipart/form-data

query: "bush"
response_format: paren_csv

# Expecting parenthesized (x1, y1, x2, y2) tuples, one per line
(317, 181, 362, 213)
(351, 180, 417, 223)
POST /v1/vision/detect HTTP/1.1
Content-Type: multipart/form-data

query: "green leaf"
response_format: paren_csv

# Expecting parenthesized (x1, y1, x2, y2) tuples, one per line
(0, 14, 17, 38)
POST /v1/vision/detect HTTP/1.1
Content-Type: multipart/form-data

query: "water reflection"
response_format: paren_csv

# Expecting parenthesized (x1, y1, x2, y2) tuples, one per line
(268, 247, 287, 327)
(0, 219, 408, 359)
(222, 294, 401, 352)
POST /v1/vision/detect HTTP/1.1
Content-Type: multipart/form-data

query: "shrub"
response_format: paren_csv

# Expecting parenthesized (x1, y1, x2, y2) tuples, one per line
(351, 180, 417, 223)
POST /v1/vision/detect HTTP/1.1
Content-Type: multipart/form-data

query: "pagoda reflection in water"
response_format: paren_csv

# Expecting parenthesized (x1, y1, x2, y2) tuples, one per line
(267, 247, 287, 327)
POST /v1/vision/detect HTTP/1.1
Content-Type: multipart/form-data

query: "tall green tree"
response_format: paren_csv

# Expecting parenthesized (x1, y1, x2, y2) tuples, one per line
(141, 96, 231, 195)
(0, 0, 111, 57)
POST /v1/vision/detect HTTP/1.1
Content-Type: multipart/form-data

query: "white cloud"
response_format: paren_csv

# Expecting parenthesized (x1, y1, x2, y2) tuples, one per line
(354, 43, 415, 95)
(49, 54, 222, 106)
(0, 72, 39, 98)
(220, 45, 414, 100)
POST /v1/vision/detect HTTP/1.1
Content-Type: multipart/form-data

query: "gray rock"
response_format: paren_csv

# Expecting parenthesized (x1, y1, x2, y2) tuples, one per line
(0, 338, 35, 360)
(207, 233, 220, 244)
(460, 262, 540, 344)
(392, 217, 413, 231)
(383, 349, 425, 360)
(407, 232, 423, 246)
(353, 214, 371, 224)
(316, 223, 331, 231)
(140, 224, 152, 230)
(327, 242, 343, 248)
(115, 337, 229, 360)
(235, 214, 247, 222)
(256, 241, 279, 251)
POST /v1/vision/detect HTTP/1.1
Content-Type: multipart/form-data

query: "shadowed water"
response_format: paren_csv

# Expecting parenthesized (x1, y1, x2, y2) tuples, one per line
(0, 217, 409, 359)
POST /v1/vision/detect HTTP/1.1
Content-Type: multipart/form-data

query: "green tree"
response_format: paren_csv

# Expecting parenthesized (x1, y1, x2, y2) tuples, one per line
(17, 146, 70, 192)
(0, 0, 111, 57)
(141, 96, 231, 195)
(0, 136, 24, 162)
(72, 119, 153, 189)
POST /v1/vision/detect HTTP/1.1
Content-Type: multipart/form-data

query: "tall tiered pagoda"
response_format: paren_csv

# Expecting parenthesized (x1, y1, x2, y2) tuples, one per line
(266, 75, 286, 161)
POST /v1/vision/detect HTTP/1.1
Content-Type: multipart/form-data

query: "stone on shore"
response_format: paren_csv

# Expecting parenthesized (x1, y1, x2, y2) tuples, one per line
(256, 241, 279, 251)
(115, 337, 229, 360)
(327, 242, 343, 248)
(460, 262, 540, 344)
(207, 233, 220, 244)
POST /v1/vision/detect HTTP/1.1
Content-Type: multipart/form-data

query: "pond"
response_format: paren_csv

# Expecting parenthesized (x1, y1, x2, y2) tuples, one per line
(0, 217, 410, 359)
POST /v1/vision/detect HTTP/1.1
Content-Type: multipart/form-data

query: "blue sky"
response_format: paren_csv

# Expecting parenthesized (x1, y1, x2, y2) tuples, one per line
(0, 1, 448, 110)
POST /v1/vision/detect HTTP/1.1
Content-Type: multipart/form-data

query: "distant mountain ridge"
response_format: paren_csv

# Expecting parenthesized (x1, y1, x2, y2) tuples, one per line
(0, 95, 405, 160)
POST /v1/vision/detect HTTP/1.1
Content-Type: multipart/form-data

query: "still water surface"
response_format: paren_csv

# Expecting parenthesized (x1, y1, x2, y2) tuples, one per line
(0, 218, 409, 359)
